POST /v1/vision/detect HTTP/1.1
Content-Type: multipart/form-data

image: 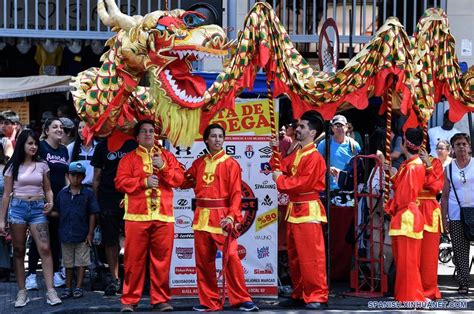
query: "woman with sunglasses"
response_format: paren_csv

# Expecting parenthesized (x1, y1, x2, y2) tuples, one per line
(441, 133, 473, 294)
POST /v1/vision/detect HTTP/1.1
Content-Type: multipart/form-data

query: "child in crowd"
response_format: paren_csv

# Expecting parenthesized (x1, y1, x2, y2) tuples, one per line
(55, 161, 100, 299)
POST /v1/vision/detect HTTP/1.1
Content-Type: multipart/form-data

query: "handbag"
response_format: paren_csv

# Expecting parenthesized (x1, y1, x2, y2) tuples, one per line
(449, 164, 474, 241)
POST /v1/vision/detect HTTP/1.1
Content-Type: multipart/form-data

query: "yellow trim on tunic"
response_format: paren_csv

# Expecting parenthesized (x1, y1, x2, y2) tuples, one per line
(389, 210, 423, 239)
(202, 151, 230, 185)
(290, 143, 316, 176)
(192, 208, 224, 234)
(286, 201, 327, 224)
(424, 207, 443, 233)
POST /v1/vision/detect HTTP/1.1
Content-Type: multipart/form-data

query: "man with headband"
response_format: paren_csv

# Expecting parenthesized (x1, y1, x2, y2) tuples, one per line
(385, 128, 426, 302)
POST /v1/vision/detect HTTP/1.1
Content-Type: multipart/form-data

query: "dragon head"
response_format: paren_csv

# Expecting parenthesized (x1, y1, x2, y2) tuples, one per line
(98, 0, 229, 109)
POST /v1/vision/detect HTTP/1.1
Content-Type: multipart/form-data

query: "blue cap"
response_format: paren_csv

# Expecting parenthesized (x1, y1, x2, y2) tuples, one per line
(69, 161, 86, 174)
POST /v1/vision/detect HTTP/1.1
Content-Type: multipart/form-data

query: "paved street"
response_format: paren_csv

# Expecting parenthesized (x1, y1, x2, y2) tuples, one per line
(0, 257, 472, 313)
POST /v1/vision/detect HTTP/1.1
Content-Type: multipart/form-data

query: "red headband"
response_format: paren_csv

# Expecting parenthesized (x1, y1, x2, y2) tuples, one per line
(404, 136, 421, 151)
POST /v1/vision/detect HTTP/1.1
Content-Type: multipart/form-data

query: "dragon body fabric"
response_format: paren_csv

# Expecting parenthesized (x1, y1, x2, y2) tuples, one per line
(71, 1, 474, 146)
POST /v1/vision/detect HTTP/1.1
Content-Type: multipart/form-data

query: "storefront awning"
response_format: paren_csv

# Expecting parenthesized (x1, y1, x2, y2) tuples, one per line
(0, 75, 72, 100)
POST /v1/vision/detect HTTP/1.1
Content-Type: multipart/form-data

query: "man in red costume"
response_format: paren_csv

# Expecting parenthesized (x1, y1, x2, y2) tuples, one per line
(271, 110, 328, 310)
(182, 124, 258, 312)
(385, 128, 426, 302)
(115, 119, 185, 312)
(418, 147, 444, 300)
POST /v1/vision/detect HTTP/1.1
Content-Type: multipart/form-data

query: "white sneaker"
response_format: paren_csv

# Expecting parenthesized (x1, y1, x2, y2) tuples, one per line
(53, 272, 65, 288)
(46, 288, 62, 306)
(25, 273, 38, 290)
(14, 289, 30, 308)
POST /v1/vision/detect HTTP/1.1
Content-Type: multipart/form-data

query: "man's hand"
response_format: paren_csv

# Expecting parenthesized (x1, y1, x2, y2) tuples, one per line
(272, 170, 282, 182)
(86, 233, 93, 246)
(152, 155, 164, 169)
(270, 137, 279, 148)
(419, 147, 431, 167)
(220, 217, 234, 233)
(147, 175, 159, 188)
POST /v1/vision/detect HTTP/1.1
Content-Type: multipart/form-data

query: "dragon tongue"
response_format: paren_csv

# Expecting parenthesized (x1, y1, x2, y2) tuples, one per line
(171, 61, 207, 97)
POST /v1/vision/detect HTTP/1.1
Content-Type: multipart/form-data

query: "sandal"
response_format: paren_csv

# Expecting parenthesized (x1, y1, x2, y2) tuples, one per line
(457, 286, 469, 294)
(73, 287, 83, 299)
(60, 287, 73, 299)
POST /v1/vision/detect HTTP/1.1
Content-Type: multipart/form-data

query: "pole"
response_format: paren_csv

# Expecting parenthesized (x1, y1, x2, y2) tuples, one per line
(324, 120, 331, 290)
(469, 112, 474, 149)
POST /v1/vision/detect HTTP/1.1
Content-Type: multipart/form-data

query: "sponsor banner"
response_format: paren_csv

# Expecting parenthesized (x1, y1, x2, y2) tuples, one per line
(171, 99, 278, 298)
(255, 208, 278, 232)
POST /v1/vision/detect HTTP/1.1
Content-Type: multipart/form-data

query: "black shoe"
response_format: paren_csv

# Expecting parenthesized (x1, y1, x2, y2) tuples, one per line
(192, 305, 210, 312)
(152, 302, 174, 312)
(279, 298, 305, 308)
(104, 279, 121, 296)
(305, 302, 328, 310)
(239, 301, 259, 312)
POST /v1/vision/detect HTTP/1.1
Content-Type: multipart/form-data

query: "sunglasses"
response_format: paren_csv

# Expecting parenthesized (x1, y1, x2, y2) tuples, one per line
(460, 170, 466, 184)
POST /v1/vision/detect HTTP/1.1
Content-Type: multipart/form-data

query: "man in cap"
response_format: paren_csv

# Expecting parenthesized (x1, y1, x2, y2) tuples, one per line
(59, 117, 76, 146)
(0, 110, 21, 146)
(317, 114, 361, 191)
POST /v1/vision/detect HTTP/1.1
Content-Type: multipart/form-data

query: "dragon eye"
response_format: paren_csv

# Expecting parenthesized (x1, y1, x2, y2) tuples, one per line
(182, 12, 206, 28)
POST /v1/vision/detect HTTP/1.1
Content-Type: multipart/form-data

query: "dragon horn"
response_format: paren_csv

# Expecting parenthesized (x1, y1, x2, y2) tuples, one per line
(97, 0, 137, 31)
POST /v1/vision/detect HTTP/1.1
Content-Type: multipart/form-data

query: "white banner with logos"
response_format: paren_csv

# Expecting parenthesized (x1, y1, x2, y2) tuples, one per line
(170, 99, 279, 298)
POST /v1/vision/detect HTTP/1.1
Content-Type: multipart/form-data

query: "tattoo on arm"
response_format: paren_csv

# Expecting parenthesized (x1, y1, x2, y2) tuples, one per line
(36, 223, 50, 243)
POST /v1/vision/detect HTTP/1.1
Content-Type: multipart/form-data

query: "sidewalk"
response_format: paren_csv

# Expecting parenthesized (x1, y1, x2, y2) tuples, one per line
(1, 265, 472, 313)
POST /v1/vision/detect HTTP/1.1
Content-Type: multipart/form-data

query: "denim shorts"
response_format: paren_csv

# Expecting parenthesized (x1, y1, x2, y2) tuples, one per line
(8, 198, 48, 225)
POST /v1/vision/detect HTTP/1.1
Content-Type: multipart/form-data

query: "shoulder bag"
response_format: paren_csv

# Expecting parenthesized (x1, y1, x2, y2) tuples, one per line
(449, 164, 474, 241)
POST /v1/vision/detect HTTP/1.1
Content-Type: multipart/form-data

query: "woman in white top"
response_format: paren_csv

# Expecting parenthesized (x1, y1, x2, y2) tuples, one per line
(0, 130, 62, 307)
(441, 133, 473, 294)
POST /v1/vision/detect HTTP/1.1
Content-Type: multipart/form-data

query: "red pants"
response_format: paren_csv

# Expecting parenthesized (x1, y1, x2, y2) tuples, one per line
(194, 230, 251, 310)
(287, 222, 328, 303)
(121, 220, 174, 305)
(420, 231, 442, 300)
(392, 236, 425, 301)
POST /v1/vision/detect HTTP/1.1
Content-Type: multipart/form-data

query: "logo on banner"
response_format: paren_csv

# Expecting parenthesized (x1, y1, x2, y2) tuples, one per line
(176, 247, 193, 259)
(175, 146, 191, 156)
(237, 245, 247, 260)
(255, 234, 272, 241)
(235, 181, 258, 237)
(254, 263, 274, 275)
(175, 267, 196, 275)
(175, 199, 191, 210)
(196, 149, 209, 158)
(257, 246, 270, 259)
(244, 145, 255, 159)
(255, 180, 276, 190)
(259, 146, 272, 158)
(256, 208, 278, 231)
(174, 233, 194, 239)
(225, 145, 236, 155)
(259, 162, 272, 175)
(175, 215, 192, 228)
(261, 195, 273, 207)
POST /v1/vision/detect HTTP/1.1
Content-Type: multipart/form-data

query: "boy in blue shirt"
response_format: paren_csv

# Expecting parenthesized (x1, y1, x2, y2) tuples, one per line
(56, 161, 100, 299)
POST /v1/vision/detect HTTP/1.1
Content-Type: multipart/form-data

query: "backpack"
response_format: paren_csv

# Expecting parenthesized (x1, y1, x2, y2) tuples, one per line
(337, 138, 364, 191)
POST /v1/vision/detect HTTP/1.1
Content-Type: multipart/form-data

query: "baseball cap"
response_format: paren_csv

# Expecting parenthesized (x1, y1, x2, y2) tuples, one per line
(41, 111, 55, 123)
(59, 117, 75, 129)
(69, 161, 86, 174)
(331, 115, 348, 126)
(0, 110, 20, 124)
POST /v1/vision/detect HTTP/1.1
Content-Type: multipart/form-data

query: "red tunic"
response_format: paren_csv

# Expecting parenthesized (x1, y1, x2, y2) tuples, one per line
(418, 157, 444, 233)
(272, 142, 327, 223)
(386, 155, 426, 239)
(115, 145, 185, 222)
(184, 149, 243, 233)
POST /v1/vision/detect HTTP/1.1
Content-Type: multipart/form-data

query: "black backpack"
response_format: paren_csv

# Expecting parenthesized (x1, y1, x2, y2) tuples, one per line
(337, 138, 364, 191)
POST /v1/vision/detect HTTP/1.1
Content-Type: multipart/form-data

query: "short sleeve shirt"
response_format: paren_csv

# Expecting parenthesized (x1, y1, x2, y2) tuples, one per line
(39, 140, 69, 196)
